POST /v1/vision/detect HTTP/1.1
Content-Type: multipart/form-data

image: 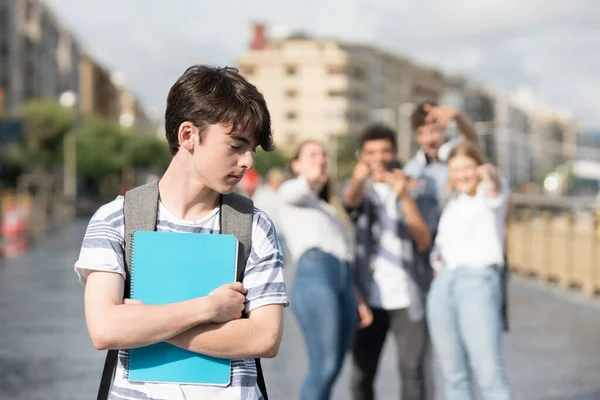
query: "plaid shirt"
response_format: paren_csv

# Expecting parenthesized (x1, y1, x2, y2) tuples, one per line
(342, 181, 427, 314)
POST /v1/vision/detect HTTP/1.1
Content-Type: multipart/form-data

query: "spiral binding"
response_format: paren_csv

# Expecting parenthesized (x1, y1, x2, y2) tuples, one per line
(129, 230, 137, 300)
(123, 230, 137, 380)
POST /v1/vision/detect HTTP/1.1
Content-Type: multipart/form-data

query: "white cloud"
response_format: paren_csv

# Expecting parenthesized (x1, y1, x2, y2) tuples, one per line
(45, 0, 600, 129)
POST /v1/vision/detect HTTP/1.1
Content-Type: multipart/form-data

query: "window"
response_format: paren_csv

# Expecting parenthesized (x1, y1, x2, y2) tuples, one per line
(285, 65, 297, 76)
(327, 65, 344, 75)
(327, 89, 345, 97)
(350, 67, 366, 80)
(285, 88, 298, 98)
(351, 91, 366, 101)
(286, 111, 298, 120)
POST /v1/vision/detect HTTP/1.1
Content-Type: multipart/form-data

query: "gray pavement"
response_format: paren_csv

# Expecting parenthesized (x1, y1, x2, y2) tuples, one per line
(1, 219, 600, 399)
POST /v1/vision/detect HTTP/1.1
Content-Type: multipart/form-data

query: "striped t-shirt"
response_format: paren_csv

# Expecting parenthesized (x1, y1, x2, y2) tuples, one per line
(74, 196, 288, 400)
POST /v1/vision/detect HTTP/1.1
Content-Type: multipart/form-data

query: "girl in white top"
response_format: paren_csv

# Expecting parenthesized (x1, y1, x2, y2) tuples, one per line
(426, 142, 514, 400)
(278, 140, 372, 400)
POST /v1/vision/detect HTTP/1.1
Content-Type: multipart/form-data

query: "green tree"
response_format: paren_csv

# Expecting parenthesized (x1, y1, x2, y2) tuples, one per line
(334, 135, 359, 182)
(253, 149, 290, 176)
(16, 99, 76, 171)
(76, 118, 127, 181)
(123, 132, 171, 171)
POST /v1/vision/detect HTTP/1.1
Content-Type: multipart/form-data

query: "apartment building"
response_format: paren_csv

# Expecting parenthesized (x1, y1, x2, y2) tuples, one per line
(237, 23, 450, 156)
(0, 0, 80, 114)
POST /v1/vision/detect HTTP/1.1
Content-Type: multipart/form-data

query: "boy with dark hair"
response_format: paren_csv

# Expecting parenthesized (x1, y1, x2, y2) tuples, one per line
(404, 102, 479, 232)
(75, 65, 288, 400)
(343, 123, 432, 400)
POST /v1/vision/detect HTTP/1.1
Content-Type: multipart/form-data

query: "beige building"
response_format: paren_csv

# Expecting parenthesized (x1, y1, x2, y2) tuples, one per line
(79, 53, 121, 122)
(237, 23, 450, 158)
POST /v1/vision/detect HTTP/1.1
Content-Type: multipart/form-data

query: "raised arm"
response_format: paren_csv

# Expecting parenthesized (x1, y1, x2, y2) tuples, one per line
(385, 169, 432, 252)
(424, 104, 479, 146)
(343, 162, 370, 210)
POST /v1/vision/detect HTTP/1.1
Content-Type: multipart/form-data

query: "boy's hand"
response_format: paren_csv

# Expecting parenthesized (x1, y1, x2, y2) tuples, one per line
(424, 104, 459, 127)
(352, 162, 371, 184)
(305, 164, 328, 190)
(357, 303, 373, 329)
(476, 163, 497, 182)
(208, 282, 248, 323)
(384, 169, 408, 198)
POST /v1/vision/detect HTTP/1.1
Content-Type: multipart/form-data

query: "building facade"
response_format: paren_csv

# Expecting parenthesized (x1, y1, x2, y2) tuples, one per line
(238, 23, 450, 157)
(0, 0, 80, 114)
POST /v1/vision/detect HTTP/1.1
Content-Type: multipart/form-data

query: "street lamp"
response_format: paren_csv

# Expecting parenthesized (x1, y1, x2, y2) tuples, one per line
(59, 90, 79, 217)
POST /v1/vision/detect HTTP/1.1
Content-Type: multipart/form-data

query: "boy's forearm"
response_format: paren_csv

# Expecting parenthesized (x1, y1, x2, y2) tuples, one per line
(456, 113, 479, 146)
(344, 178, 366, 210)
(87, 297, 214, 351)
(167, 310, 283, 359)
(400, 195, 432, 252)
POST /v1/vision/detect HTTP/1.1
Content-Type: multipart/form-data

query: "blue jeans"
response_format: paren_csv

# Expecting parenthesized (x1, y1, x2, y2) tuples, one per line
(291, 248, 358, 400)
(426, 267, 513, 400)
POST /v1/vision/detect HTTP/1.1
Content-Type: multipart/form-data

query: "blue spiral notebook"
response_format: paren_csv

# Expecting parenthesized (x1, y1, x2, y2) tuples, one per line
(126, 230, 238, 385)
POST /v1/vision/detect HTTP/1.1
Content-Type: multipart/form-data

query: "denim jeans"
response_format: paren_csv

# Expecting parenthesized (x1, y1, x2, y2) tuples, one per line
(426, 266, 513, 400)
(291, 248, 358, 400)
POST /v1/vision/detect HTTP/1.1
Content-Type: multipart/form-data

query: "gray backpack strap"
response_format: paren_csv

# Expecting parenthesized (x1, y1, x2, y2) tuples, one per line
(124, 180, 160, 276)
(220, 193, 254, 283)
(97, 180, 159, 400)
(220, 193, 268, 400)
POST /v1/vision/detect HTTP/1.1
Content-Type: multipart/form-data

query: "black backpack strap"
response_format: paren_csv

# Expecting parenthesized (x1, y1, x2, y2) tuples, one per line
(96, 181, 159, 400)
(221, 193, 268, 400)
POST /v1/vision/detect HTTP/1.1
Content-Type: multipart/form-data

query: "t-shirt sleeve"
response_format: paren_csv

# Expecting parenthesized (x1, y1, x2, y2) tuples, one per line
(243, 208, 289, 313)
(74, 197, 126, 285)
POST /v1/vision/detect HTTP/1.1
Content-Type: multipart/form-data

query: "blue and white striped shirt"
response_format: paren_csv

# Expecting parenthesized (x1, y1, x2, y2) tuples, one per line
(75, 196, 288, 400)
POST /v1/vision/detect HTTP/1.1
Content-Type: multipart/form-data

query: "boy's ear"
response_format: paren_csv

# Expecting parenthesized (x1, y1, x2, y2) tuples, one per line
(178, 122, 197, 152)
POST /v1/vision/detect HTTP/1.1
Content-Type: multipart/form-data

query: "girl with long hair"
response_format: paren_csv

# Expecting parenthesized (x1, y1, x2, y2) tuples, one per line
(426, 142, 513, 400)
(278, 140, 372, 400)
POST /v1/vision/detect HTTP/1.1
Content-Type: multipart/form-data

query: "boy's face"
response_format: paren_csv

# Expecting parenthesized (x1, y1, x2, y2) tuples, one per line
(192, 123, 256, 194)
(415, 124, 445, 159)
(359, 138, 396, 176)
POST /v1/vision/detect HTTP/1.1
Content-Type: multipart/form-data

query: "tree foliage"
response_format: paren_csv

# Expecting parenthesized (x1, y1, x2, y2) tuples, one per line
(253, 149, 290, 176)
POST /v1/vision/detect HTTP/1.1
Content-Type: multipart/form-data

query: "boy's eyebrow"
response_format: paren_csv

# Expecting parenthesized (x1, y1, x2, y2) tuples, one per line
(231, 135, 257, 147)
(231, 135, 250, 144)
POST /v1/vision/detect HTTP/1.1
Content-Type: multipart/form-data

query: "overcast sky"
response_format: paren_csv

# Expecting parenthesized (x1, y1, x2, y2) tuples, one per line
(46, 0, 600, 130)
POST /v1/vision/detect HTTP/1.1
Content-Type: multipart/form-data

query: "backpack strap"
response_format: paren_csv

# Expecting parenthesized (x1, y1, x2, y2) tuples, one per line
(220, 193, 253, 282)
(220, 193, 269, 400)
(96, 181, 159, 400)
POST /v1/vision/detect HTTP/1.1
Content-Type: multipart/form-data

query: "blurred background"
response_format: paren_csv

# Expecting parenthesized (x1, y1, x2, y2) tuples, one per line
(1, 1, 600, 399)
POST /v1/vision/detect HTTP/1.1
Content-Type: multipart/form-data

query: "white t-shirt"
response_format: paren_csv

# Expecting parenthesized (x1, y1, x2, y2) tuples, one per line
(278, 177, 351, 263)
(367, 183, 411, 310)
(74, 197, 288, 400)
(434, 179, 510, 270)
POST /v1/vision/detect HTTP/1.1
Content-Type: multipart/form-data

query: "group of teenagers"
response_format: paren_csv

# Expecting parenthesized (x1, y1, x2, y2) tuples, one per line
(75, 65, 513, 400)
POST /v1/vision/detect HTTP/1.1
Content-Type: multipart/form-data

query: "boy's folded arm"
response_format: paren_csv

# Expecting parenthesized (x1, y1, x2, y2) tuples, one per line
(166, 304, 284, 359)
(84, 270, 214, 351)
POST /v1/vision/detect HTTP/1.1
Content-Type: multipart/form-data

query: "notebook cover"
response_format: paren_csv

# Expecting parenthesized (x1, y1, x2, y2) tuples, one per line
(126, 231, 238, 385)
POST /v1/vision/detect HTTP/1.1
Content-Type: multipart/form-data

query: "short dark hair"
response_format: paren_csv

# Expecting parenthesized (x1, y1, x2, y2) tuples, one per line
(358, 124, 397, 150)
(411, 101, 438, 131)
(165, 65, 274, 156)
